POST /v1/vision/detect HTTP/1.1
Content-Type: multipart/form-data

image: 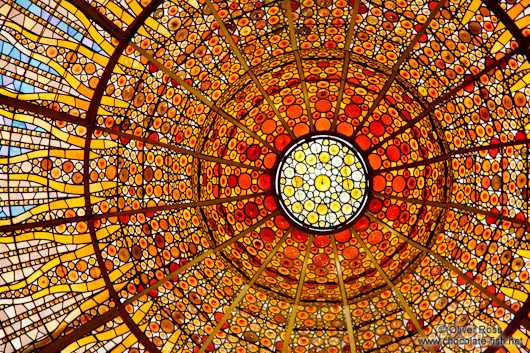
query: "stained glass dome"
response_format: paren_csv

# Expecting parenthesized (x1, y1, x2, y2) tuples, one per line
(1, 0, 530, 352)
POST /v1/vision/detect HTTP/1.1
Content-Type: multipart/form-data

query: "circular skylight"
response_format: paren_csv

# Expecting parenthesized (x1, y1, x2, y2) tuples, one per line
(274, 135, 369, 232)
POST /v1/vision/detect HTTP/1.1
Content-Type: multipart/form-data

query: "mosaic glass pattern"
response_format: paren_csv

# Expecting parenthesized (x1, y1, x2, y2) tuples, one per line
(1, 0, 530, 352)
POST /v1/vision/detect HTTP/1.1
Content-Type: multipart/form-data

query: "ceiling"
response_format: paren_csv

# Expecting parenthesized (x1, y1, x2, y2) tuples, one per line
(1, 0, 530, 352)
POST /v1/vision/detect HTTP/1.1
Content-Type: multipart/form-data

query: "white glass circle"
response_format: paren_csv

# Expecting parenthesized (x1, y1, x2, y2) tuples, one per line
(275, 135, 369, 232)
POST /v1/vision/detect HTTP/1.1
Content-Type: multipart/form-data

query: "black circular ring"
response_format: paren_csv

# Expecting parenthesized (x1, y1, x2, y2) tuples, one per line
(271, 131, 373, 235)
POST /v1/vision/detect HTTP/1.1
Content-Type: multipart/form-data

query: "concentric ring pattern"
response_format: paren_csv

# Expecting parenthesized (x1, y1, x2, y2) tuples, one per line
(1, 0, 530, 353)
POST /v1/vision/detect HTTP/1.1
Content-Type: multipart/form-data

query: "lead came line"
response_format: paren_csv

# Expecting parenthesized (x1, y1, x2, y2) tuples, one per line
(91, 192, 272, 220)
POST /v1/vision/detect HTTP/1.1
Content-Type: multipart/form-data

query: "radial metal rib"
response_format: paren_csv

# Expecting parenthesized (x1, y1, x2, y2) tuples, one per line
(373, 192, 530, 228)
(205, 0, 295, 139)
(351, 0, 448, 138)
(93, 191, 272, 220)
(367, 213, 518, 315)
(378, 134, 530, 174)
(331, 2, 361, 132)
(95, 126, 267, 171)
(0, 215, 89, 233)
(129, 42, 280, 154)
(124, 211, 279, 305)
(0, 93, 88, 126)
(481, 0, 530, 61)
(283, 0, 315, 131)
(370, 47, 521, 152)
(352, 228, 436, 353)
(331, 235, 358, 353)
(196, 228, 292, 353)
(67, 0, 125, 40)
(281, 234, 314, 353)
(482, 297, 530, 353)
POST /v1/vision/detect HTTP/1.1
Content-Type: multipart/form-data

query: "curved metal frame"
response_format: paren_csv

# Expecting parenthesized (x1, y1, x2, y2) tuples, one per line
(271, 131, 372, 235)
